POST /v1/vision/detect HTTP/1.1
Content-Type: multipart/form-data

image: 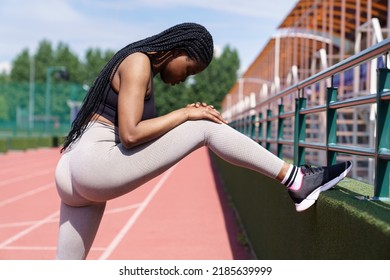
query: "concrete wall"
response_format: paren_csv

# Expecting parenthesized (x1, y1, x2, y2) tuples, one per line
(211, 153, 390, 259)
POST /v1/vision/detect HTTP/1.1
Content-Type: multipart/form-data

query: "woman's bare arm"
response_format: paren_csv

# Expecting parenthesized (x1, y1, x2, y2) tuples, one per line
(116, 53, 227, 149)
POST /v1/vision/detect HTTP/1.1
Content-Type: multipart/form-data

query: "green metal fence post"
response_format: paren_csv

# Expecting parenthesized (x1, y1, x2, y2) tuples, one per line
(277, 104, 284, 159)
(326, 87, 338, 166)
(294, 96, 307, 166)
(235, 118, 239, 132)
(242, 116, 246, 135)
(246, 115, 251, 137)
(243, 115, 247, 136)
(258, 112, 263, 146)
(250, 114, 257, 140)
(238, 118, 242, 133)
(266, 109, 272, 151)
(374, 67, 390, 199)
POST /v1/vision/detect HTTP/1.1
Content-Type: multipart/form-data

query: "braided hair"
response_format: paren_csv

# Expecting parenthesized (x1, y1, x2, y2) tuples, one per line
(61, 22, 213, 152)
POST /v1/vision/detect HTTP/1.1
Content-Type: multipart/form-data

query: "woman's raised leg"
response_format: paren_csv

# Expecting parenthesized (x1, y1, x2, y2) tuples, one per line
(68, 120, 286, 203)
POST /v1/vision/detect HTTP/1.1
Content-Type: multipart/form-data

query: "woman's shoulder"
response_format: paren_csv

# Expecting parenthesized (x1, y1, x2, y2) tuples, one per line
(118, 52, 151, 77)
(122, 52, 150, 67)
(115, 52, 152, 89)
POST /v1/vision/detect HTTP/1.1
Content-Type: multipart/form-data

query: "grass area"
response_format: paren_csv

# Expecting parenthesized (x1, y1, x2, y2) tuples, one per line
(211, 153, 390, 259)
(0, 135, 62, 152)
(324, 178, 390, 235)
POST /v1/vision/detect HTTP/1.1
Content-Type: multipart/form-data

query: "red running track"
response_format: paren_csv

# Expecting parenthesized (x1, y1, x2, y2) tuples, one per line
(0, 147, 252, 260)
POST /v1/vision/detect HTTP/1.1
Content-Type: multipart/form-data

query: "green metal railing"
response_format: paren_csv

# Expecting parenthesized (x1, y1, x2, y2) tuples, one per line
(229, 38, 390, 200)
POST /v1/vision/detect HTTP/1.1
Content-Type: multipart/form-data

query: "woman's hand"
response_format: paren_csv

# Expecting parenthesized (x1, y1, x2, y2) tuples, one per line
(184, 102, 228, 124)
(188, 101, 212, 108)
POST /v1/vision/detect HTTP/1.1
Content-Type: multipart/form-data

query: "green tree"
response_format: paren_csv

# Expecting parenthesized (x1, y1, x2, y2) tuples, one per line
(0, 73, 8, 83)
(192, 45, 239, 110)
(154, 45, 240, 114)
(154, 79, 191, 116)
(3, 40, 116, 125)
(54, 42, 81, 83)
(2, 40, 239, 128)
(0, 69, 9, 83)
(0, 96, 9, 120)
(10, 48, 30, 81)
(82, 48, 115, 85)
(34, 40, 55, 83)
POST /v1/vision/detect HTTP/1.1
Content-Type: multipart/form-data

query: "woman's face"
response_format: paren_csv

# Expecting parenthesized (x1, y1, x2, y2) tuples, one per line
(160, 51, 207, 85)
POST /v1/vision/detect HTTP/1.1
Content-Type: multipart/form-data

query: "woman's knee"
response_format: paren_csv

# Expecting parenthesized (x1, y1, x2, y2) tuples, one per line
(183, 120, 227, 144)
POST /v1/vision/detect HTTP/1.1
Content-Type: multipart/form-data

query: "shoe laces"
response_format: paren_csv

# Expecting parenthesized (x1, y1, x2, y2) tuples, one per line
(301, 164, 323, 176)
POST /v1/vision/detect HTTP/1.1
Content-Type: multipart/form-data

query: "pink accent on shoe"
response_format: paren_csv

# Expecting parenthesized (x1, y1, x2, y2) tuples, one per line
(289, 169, 304, 191)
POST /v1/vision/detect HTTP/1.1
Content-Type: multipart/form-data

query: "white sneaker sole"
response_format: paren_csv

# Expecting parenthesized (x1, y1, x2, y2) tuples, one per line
(295, 162, 352, 212)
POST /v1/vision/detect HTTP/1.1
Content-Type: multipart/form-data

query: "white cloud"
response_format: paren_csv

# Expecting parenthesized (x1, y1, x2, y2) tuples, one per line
(0, 0, 144, 62)
(1, 0, 83, 23)
(175, 0, 296, 21)
(0, 62, 11, 74)
(214, 44, 222, 58)
(86, 0, 296, 20)
(0, 0, 297, 71)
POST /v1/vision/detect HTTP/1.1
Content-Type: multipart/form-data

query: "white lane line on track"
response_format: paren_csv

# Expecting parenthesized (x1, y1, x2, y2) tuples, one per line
(99, 166, 176, 260)
(0, 218, 58, 228)
(0, 169, 53, 187)
(1, 246, 106, 251)
(0, 203, 142, 228)
(1, 246, 58, 251)
(0, 211, 59, 249)
(0, 157, 56, 175)
(0, 203, 141, 228)
(104, 203, 142, 214)
(0, 183, 54, 208)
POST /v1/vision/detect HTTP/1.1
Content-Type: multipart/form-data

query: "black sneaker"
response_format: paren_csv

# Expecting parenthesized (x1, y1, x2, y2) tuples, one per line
(288, 161, 352, 212)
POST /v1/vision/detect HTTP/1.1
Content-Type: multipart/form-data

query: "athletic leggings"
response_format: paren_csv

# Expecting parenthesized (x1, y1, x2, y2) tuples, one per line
(55, 120, 285, 259)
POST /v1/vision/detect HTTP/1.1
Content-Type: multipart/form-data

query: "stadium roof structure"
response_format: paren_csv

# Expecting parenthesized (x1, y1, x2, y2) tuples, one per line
(279, 0, 388, 42)
(225, 0, 389, 105)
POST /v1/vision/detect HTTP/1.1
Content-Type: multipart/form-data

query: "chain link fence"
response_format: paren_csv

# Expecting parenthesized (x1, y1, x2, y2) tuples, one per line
(0, 82, 86, 151)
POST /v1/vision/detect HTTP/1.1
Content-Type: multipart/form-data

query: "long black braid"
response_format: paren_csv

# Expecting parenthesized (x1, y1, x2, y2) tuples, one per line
(61, 22, 213, 152)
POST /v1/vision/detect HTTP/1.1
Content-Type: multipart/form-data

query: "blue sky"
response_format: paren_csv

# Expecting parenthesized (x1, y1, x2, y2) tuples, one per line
(0, 0, 297, 74)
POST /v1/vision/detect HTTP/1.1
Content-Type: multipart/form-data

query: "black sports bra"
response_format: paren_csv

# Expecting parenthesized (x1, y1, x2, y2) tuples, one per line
(96, 80, 156, 127)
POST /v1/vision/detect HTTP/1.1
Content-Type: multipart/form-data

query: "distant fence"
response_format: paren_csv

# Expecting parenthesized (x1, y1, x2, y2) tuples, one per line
(0, 81, 86, 140)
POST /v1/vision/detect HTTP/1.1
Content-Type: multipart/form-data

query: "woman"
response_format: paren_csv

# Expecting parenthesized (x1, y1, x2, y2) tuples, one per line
(55, 22, 352, 259)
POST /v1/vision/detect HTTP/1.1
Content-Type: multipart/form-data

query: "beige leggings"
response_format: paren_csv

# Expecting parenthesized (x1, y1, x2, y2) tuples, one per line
(55, 120, 285, 259)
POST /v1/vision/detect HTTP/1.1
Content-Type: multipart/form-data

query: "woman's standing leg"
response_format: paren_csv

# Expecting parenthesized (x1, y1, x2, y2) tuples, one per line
(56, 202, 106, 260)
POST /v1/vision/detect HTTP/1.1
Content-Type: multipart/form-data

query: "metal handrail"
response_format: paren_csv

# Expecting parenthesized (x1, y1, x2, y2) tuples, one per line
(229, 38, 390, 200)
(243, 37, 390, 112)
